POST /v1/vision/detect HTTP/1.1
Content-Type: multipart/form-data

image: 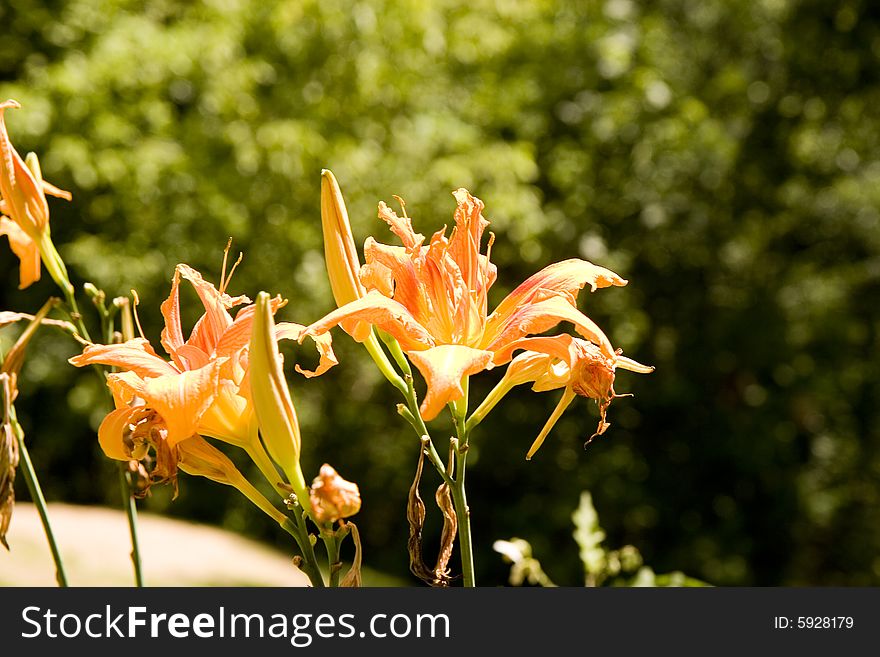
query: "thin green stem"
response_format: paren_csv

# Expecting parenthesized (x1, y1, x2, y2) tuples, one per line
(450, 445, 475, 588)
(62, 280, 146, 587)
(283, 508, 326, 588)
(449, 376, 475, 588)
(321, 530, 342, 588)
(117, 463, 144, 586)
(12, 413, 68, 587)
(363, 331, 407, 393)
(375, 335, 476, 586)
(377, 328, 412, 376)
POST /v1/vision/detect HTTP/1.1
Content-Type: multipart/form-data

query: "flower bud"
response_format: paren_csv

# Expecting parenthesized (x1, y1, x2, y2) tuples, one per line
(321, 169, 371, 341)
(249, 291, 309, 506)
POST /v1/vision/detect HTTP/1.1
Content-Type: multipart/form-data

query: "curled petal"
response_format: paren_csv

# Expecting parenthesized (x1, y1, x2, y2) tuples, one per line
(486, 295, 615, 362)
(302, 290, 435, 351)
(69, 338, 178, 379)
(362, 237, 424, 320)
(160, 264, 250, 365)
(407, 344, 494, 421)
(97, 406, 141, 461)
(275, 321, 338, 378)
(490, 258, 627, 330)
(377, 200, 424, 251)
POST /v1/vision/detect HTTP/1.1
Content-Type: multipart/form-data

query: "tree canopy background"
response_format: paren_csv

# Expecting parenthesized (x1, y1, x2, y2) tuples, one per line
(1, 0, 878, 586)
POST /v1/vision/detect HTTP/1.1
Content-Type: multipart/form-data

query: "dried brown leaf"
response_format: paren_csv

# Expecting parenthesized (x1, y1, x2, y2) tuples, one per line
(432, 482, 458, 586)
(340, 522, 363, 588)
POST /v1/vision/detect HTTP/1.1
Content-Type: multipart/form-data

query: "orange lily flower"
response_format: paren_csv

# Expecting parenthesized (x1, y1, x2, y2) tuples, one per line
(471, 334, 654, 459)
(69, 263, 336, 490)
(0, 100, 72, 289)
(304, 188, 627, 420)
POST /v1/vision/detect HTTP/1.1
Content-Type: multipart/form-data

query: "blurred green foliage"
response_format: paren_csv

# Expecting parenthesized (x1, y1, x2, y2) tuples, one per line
(1, 0, 879, 585)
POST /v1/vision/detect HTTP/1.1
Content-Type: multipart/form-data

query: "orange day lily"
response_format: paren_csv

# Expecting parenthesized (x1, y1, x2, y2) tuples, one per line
(468, 334, 654, 459)
(69, 262, 337, 493)
(0, 100, 72, 289)
(304, 187, 629, 421)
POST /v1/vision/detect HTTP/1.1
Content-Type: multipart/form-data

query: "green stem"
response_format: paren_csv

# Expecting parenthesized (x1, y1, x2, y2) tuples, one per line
(363, 331, 407, 393)
(64, 281, 147, 587)
(117, 463, 145, 587)
(283, 508, 325, 588)
(450, 445, 475, 587)
(400, 368, 476, 586)
(322, 530, 342, 588)
(450, 376, 475, 587)
(11, 413, 68, 587)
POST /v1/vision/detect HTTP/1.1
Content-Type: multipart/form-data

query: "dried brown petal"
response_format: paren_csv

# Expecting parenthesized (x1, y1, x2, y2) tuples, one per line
(0, 421, 19, 550)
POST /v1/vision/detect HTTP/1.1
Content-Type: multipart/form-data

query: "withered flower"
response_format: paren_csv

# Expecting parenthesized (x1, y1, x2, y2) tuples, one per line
(308, 464, 361, 524)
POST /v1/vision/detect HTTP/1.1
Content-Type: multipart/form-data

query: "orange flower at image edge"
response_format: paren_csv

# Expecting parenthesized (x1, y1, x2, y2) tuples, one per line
(0, 99, 72, 289)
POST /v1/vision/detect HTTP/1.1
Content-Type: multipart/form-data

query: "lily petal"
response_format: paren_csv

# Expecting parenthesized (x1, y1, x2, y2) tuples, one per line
(377, 200, 425, 252)
(0, 216, 40, 288)
(69, 338, 179, 378)
(302, 290, 435, 352)
(138, 360, 222, 447)
(407, 344, 494, 421)
(275, 321, 338, 378)
(487, 258, 626, 340)
(160, 264, 250, 365)
(486, 295, 616, 362)
(97, 406, 141, 461)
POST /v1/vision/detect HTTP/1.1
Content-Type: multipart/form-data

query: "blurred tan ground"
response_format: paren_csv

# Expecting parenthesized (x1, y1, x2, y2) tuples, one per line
(0, 503, 309, 586)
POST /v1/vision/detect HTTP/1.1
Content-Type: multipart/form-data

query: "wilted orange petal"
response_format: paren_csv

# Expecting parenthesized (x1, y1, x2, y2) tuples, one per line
(377, 200, 425, 251)
(486, 295, 615, 362)
(303, 290, 435, 352)
(0, 216, 40, 289)
(488, 258, 627, 336)
(407, 344, 494, 421)
(275, 321, 338, 378)
(69, 338, 178, 378)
